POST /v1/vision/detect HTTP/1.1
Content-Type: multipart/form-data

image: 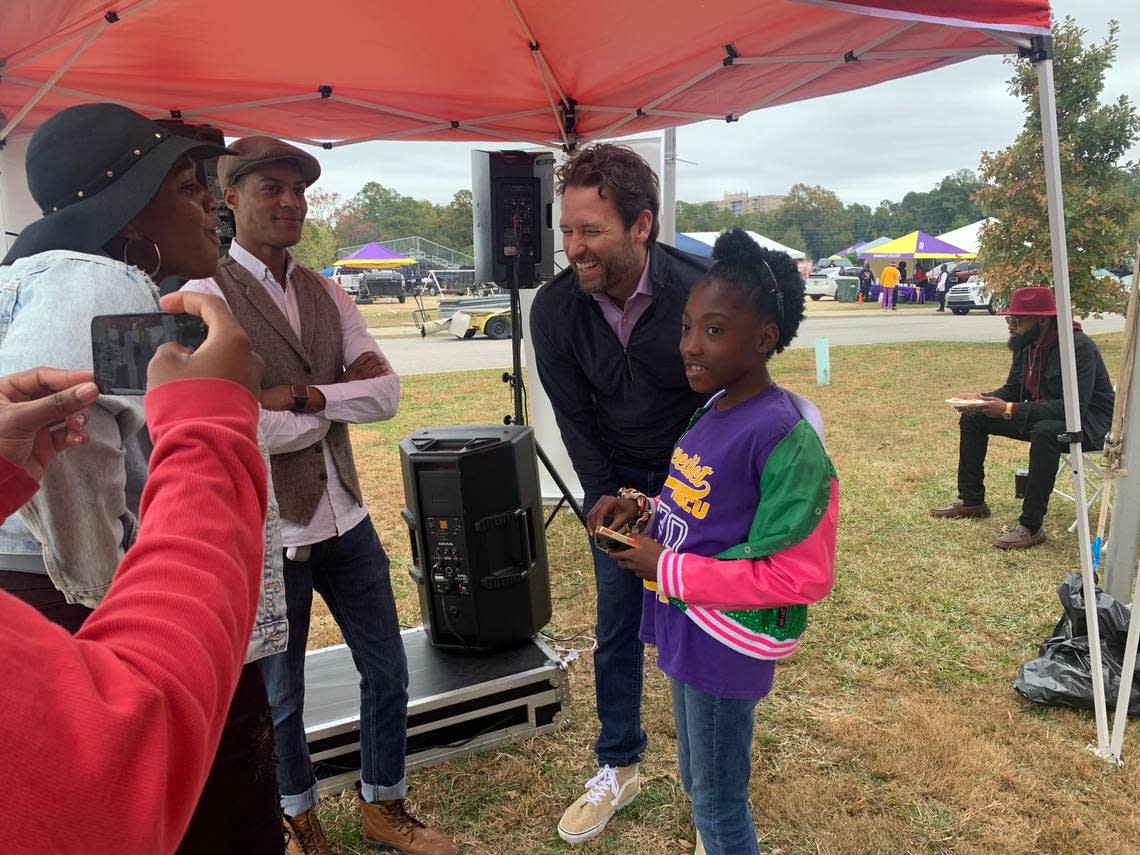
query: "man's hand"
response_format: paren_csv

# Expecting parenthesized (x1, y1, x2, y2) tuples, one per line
(610, 536, 666, 581)
(258, 384, 327, 414)
(586, 496, 640, 534)
(153, 292, 264, 396)
(0, 368, 99, 481)
(259, 384, 296, 412)
(960, 394, 1007, 418)
(339, 351, 391, 384)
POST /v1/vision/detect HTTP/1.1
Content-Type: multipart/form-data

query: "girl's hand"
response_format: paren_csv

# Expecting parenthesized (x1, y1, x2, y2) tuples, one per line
(587, 496, 640, 533)
(609, 537, 666, 581)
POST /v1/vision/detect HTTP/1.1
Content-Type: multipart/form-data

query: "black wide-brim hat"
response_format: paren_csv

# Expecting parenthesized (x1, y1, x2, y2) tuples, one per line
(2, 103, 235, 267)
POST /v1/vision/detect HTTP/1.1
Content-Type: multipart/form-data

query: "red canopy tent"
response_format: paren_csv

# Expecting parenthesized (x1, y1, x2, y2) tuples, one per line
(1, 1, 1049, 148)
(2, 0, 1126, 761)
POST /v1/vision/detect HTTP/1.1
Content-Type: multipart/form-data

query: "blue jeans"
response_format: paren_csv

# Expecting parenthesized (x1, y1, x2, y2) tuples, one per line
(258, 516, 409, 817)
(671, 679, 760, 855)
(586, 459, 670, 769)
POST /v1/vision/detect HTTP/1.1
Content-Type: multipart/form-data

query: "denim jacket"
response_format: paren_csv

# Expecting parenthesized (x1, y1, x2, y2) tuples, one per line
(0, 250, 286, 662)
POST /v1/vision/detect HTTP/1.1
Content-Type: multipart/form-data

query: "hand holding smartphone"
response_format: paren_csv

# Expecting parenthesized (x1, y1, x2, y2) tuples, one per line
(91, 313, 208, 394)
(594, 525, 638, 553)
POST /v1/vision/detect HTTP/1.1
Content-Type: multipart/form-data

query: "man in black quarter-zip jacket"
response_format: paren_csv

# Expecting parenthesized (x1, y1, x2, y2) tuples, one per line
(529, 143, 710, 847)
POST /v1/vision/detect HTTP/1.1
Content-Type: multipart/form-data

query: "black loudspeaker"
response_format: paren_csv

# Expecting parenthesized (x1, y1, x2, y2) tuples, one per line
(471, 149, 555, 287)
(400, 425, 552, 651)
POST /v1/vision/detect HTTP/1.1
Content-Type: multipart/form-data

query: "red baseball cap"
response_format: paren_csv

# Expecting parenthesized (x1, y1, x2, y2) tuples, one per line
(1001, 286, 1057, 317)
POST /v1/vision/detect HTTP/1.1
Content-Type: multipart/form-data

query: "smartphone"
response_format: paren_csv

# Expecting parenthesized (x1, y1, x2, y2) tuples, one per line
(91, 313, 208, 395)
(594, 525, 638, 552)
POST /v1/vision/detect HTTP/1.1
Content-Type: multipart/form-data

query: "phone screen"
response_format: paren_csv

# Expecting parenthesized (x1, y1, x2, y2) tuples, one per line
(594, 527, 636, 553)
(91, 313, 208, 395)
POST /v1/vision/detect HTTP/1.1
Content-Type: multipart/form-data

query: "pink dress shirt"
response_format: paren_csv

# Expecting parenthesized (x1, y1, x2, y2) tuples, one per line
(591, 250, 653, 349)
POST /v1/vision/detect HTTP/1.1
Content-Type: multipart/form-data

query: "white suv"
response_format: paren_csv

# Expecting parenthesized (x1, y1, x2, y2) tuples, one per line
(805, 263, 858, 301)
(946, 276, 1001, 314)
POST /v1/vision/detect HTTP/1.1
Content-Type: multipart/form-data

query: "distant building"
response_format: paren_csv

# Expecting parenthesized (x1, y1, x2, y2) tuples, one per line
(714, 192, 786, 215)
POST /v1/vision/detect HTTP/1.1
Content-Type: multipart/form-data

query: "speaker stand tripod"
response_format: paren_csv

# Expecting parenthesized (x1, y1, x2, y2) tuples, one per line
(501, 278, 587, 531)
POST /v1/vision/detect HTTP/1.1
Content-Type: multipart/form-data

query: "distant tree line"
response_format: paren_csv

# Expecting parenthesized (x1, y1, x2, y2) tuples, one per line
(677, 169, 986, 260)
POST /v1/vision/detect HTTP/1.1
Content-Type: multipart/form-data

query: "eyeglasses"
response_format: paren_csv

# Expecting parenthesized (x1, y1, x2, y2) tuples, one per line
(1005, 315, 1024, 325)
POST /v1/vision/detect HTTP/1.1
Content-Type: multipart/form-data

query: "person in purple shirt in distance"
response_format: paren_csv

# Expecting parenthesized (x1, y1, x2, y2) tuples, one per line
(588, 230, 839, 855)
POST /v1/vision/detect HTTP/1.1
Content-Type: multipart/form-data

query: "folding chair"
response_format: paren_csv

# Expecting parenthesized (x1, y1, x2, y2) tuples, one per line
(1052, 451, 1108, 534)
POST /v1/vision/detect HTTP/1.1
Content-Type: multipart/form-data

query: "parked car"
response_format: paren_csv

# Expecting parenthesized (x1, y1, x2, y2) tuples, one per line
(361, 270, 407, 303)
(954, 261, 981, 283)
(946, 276, 1004, 314)
(804, 263, 860, 301)
(328, 265, 373, 297)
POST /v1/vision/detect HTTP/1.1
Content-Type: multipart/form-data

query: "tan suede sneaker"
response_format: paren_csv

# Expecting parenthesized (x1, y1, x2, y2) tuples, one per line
(557, 764, 640, 845)
(284, 808, 334, 855)
(358, 791, 459, 855)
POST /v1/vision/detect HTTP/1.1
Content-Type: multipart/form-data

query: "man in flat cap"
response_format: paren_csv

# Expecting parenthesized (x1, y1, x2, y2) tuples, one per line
(183, 137, 458, 855)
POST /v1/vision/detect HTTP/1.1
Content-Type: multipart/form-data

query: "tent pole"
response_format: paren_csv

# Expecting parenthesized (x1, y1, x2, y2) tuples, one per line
(1033, 48, 1111, 757)
(1108, 554, 1140, 761)
(660, 128, 677, 247)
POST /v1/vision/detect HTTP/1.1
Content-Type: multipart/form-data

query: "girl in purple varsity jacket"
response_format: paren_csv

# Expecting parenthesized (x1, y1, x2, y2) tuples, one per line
(588, 229, 838, 855)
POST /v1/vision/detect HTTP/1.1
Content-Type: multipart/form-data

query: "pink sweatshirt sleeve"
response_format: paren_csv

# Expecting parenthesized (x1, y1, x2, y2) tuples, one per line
(0, 378, 266, 855)
(0, 457, 38, 519)
(655, 479, 838, 610)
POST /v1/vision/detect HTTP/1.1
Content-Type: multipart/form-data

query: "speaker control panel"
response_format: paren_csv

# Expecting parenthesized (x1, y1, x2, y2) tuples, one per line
(426, 516, 470, 596)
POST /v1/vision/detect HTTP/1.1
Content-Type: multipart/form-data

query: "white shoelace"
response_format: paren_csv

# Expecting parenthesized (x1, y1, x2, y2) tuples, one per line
(582, 765, 622, 807)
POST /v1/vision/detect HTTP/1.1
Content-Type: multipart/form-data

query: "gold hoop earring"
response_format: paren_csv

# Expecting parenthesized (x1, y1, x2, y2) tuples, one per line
(122, 238, 162, 279)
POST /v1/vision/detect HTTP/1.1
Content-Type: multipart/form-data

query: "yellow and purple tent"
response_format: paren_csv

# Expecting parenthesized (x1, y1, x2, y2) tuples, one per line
(335, 242, 416, 270)
(857, 230, 976, 260)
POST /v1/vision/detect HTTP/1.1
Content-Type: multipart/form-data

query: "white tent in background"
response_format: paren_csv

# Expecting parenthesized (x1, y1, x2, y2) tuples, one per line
(937, 218, 997, 256)
(680, 231, 805, 260)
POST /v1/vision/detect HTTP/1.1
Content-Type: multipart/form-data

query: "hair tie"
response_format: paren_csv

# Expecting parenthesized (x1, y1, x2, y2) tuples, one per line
(761, 257, 784, 325)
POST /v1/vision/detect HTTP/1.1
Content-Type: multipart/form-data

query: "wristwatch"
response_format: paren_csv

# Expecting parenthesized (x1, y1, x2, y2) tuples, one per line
(289, 384, 310, 413)
(1002, 401, 1014, 420)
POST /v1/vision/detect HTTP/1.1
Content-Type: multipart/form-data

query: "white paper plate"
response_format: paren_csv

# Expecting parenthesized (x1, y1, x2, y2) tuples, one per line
(945, 398, 984, 409)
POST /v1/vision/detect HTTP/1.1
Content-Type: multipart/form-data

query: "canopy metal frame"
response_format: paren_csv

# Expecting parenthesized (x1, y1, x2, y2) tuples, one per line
(0, 1, 1127, 763)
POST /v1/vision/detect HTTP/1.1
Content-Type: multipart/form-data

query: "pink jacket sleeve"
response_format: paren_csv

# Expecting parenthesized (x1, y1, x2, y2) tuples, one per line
(655, 479, 838, 610)
(0, 378, 266, 855)
(0, 457, 38, 519)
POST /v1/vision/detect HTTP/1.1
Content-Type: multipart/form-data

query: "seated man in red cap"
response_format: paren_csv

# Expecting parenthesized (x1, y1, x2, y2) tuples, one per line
(929, 286, 1115, 549)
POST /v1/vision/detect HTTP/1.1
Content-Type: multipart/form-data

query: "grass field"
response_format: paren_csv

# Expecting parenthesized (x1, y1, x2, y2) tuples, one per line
(307, 332, 1140, 854)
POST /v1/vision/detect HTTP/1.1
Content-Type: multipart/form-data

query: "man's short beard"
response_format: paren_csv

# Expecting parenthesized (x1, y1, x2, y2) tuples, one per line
(1007, 322, 1041, 352)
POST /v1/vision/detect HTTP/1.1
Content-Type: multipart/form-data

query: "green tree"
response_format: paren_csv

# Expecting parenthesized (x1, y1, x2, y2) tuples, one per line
(769, 184, 849, 259)
(436, 190, 474, 255)
(291, 190, 341, 270)
(976, 17, 1139, 315)
(778, 224, 807, 253)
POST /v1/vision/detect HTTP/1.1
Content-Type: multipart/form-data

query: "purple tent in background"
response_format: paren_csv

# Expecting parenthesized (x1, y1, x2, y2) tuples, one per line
(829, 240, 866, 259)
(857, 230, 976, 260)
(336, 242, 416, 267)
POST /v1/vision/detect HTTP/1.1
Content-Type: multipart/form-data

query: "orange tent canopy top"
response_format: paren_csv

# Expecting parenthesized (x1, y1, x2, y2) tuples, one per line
(0, 1, 1050, 148)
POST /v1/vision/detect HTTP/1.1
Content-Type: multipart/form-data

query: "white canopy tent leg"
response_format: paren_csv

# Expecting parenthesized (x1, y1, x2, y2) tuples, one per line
(1109, 557, 1140, 761)
(1033, 47, 1111, 758)
(660, 128, 677, 247)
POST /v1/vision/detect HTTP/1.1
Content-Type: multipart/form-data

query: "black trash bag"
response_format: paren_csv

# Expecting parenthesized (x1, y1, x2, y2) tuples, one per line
(1013, 573, 1140, 715)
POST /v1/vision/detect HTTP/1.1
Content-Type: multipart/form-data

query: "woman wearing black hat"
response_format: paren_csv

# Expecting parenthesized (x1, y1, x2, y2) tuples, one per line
(0, 104, 287, 854)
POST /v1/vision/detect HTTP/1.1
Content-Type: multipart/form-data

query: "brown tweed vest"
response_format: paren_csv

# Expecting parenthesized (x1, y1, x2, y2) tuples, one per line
(213, 254, 363, 525)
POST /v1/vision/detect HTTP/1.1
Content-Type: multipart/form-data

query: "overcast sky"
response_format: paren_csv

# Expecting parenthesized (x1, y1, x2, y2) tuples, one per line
(307, 2, 1139, 210)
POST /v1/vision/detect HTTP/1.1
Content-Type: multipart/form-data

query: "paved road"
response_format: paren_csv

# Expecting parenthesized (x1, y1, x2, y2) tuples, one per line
(375, 311, 1128, 377)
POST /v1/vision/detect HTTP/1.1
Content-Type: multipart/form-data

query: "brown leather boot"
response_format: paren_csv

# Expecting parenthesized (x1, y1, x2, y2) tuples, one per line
(929, 498, 991, 519)
(285, 807, 334, 855)
(359, 792, 459, 855)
